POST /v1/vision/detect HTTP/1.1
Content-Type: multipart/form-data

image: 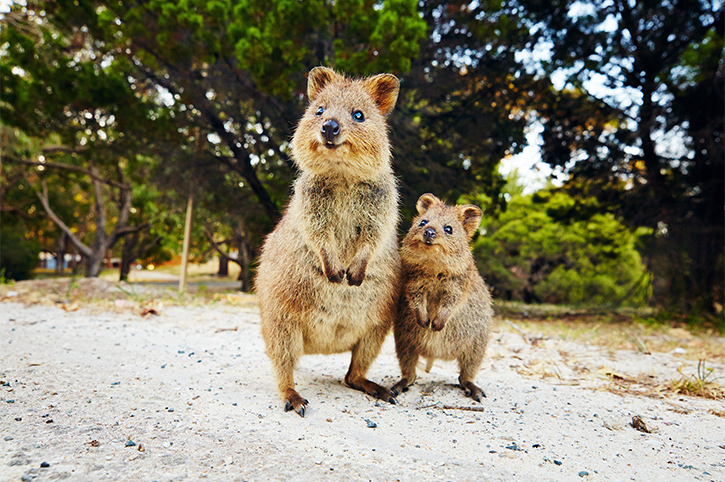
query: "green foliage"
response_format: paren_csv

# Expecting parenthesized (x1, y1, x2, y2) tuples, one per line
(227, 0, 426, 96)
(475, 182, 651, 307)
(0, 225, 41, 280)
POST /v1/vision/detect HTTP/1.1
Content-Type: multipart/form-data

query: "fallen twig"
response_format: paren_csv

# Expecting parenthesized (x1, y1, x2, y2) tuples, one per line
(504, 319, 528, 337)
(417, 403, 485, 412)
(214, 327, 238, 333)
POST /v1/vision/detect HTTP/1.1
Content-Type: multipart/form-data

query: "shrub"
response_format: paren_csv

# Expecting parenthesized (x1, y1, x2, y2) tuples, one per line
(474, 189, 650, 307)
(0, 226, 40, 281)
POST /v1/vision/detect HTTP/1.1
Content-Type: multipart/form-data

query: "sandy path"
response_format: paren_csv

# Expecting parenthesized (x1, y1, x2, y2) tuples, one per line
(1, 301, 723, 481)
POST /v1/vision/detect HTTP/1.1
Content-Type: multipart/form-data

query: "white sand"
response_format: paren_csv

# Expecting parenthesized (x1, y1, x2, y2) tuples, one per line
(1, 301, 723, 481)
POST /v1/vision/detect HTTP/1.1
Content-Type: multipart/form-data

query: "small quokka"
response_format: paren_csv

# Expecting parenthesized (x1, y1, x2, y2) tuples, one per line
(391, 193, 493, 402)
(255, 67, 401, 417)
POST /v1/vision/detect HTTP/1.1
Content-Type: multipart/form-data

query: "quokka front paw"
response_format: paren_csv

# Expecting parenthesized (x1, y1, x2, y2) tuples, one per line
(320, 248, 345, 283)
(430, 309, 452, 331)
(325, 267, 345, 283)
(346, 255, 369, 286)
(413, 307, 429, 329)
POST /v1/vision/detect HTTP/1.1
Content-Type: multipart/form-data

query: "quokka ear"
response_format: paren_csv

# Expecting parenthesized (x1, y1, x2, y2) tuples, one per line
(416, 193, 440, 215)
(307, 66, 338, 102)
(458, 204, 482, 240)
(364, 73, 400, 116)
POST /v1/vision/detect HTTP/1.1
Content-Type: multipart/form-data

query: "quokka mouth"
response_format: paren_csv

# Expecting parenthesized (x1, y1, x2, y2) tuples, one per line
(419, 238, 438, 247)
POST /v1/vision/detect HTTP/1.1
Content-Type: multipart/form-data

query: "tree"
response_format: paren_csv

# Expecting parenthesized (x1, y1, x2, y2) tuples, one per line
(17, 152, 155, 277)
(1, 6, 182, 277)
(516, 0, 724, 314)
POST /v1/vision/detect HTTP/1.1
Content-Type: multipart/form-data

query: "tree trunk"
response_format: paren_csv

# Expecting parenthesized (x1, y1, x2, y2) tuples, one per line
(71, 247, 81, 275)
(55, 232, 67, 274)
(237, 236, 251, 292)
(217, 253, 230, 277)
(84, 251, 105, 277)
(119, 231, 139, 282)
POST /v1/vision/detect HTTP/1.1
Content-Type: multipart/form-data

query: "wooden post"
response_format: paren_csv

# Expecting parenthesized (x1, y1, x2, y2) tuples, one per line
(179, 192, 193, 293)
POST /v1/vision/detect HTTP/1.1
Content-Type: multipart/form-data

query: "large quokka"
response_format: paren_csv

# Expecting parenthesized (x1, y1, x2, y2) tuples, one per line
(391, 193, 493, 402)
(255, 67, 401, 417)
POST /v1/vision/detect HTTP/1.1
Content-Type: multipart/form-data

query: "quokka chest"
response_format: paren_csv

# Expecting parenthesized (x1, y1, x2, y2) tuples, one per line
(299, 177, 394, 233)
(405, 270, 467, 301)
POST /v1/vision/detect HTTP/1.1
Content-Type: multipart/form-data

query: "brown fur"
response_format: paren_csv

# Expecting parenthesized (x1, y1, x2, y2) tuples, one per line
(391, 193, 493, 402)
(255, 67, 401, 416)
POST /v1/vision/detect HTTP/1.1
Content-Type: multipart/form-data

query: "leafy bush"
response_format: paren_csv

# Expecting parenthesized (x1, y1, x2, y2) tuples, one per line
(474, 188, 651, 307)
(0, 226, 40, 281)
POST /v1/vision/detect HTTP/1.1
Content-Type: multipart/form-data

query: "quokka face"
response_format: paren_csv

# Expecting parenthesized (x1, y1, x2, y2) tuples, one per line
(402, 193, 482, 268)
(292, 67, 399, 179)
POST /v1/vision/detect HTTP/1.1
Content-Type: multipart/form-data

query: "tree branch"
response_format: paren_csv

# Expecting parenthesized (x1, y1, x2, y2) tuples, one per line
(34, 178, 93, 258)
(89, 163, 108, 253)
(108, 187, 136, 249)
(204, 227, 243, 267)
(133, 49, 280, 221)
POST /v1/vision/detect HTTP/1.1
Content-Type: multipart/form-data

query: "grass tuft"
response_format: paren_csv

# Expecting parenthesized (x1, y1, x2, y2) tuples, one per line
(667, 360, 724, 399)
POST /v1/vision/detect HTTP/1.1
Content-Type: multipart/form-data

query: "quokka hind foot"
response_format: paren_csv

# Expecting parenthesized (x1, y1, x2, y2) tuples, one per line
(283, 389, 309, 418)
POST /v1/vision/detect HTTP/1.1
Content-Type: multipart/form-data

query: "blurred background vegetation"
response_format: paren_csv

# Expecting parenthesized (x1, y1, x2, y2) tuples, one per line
(0, 0, 722, 323)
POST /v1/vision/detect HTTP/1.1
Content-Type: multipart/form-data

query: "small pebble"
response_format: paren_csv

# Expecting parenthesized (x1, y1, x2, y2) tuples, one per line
(125, 440, 136, 447)
(365, 419, 377, 428)
(111, 382, 120, 386)
(4, 436, 13, 441)
(578, 471, 589, 477)
(15, 417, 21, 421)
(554, 460, 563, 466)
(40, 462, 50, 468)
(7, 399, 15, 403)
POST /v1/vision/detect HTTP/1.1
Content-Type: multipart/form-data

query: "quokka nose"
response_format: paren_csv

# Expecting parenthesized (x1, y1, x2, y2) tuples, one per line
(423, 227, 436, 242)
(321, 118, 341, 143)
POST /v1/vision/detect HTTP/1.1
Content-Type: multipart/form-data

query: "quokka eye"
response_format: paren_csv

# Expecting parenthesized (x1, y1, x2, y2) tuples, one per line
(315, 106, 324, 116)
(352, 110, 365, 122)
(419, 219, 428, 227)
(444, 226, 453, 235)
